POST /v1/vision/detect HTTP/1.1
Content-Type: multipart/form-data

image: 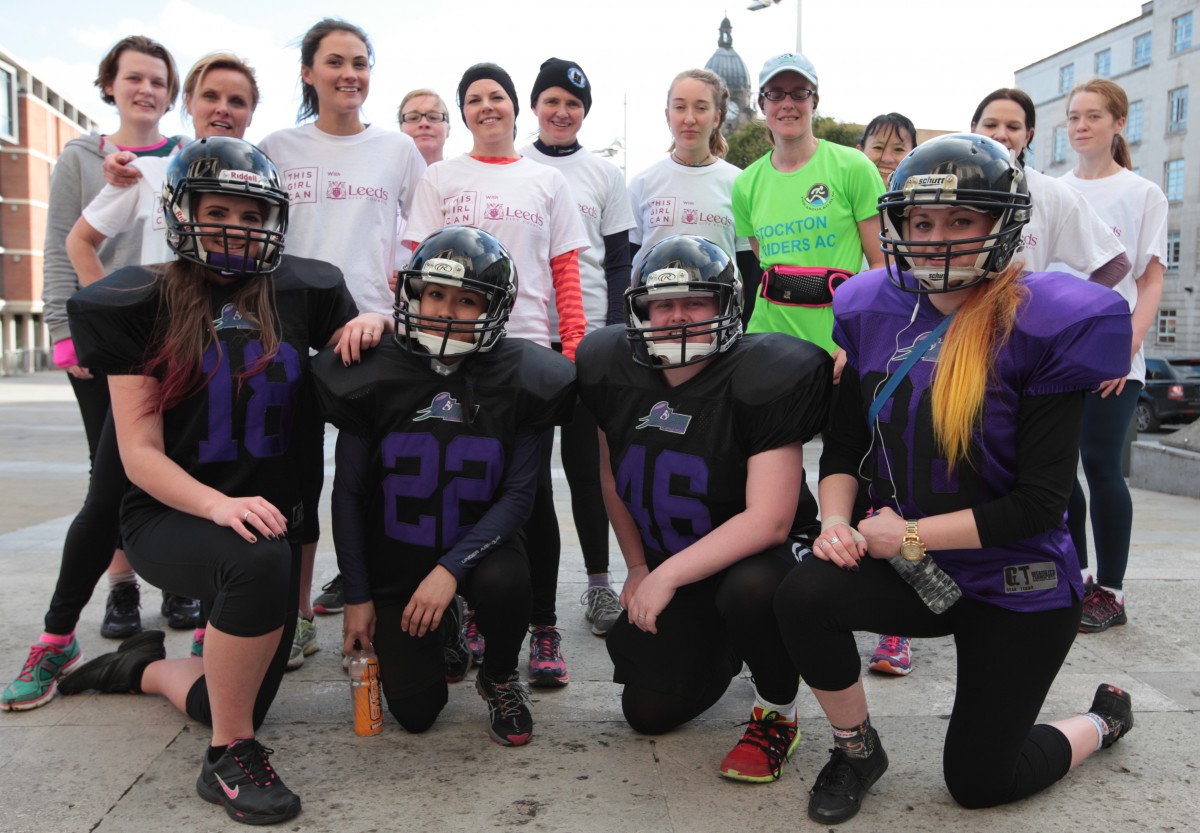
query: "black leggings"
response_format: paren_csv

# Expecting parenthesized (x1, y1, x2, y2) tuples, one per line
(44, 412, 126, 635)
(775, 555, 1082, 809)
(1067, 382, 1141, 589)
(611, 545, 800, 735)
(124, 510, 298, 730)
(372, 542, 531, 733)
(560, 399, 610, 575)
(525, 429, 560, 627)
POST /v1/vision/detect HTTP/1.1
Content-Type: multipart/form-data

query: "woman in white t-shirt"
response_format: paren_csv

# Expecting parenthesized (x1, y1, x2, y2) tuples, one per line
(404, 62, 588, 689)
(257, 18, 428, 668)
(628, 69, 747, 271)
(1058, 79, 1167, 634)
(970, 87, 1129, 284)
(520, 58, 635, 641)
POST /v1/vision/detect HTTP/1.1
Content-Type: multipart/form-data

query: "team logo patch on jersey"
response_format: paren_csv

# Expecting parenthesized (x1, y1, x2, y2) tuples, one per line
(413, 392, 477, 424)
(635, 401, 692, 434)
(805, 183, 831, 209)
(212, 303, 257, 331)
(889, 328, 946, 364)
(1003, 562, 1058, 593)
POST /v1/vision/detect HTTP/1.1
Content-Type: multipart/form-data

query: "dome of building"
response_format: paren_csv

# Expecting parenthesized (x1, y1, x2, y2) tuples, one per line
(705, 17, 750, 97)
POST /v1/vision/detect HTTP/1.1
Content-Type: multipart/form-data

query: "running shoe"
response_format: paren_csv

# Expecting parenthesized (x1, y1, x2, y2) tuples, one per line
(286, 617, 318, 671)
(1089, 683, 1134, 748)
(528, 625, 569, 688)
(0, 637, 83, 711)
(101, 580, 142, 639)
(161, 592, 202, 630)
(196, 738, 301, 825)
(868, 635, 913, 676)
(312, 575, 345, 615)
(476, 670, 533, 746)
(443, 595, 472, 683)
(808, 729, 889, 825)
(1080, 585, 1127, 633)
(58, 630, 165, 695)
(718, 706, 800, 782)
(463, 608, 485, 666)
(580, 586, 623, 637)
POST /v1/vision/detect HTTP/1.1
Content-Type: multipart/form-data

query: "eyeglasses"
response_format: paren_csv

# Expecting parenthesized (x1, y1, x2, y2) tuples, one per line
(401, 111, 448, 124)
(760, 89, 816, 102)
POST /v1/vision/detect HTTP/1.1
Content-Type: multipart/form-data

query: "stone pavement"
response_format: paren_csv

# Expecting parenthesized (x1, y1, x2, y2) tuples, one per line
(0, 371, 1196, 833)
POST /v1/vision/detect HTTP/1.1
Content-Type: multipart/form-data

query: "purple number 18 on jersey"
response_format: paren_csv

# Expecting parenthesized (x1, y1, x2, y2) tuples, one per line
(199, 340, 302, 463)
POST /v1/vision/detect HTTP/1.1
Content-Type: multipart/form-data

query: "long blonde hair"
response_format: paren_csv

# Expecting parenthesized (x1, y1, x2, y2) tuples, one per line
(930, 262, 1027, 470)
(144, 261, 280, 413)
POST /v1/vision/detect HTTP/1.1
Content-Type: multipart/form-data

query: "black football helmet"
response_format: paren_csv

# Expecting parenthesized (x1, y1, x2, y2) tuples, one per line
(879, 133, 1031, 293)
(625, 235, 742, 369)
(394, 225, 518, 360)
(162, 137, 288, 278)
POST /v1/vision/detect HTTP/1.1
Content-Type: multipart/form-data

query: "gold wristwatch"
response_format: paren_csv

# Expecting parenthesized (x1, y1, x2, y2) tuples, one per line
(900, 520, 926, 562)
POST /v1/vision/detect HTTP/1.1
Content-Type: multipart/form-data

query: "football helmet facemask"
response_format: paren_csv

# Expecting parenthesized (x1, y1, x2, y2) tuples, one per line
(625, 235, 742, 369)
(162, 136, 288, 278)
(395, 225, 518, 360)
(879, 133, 1031, 293)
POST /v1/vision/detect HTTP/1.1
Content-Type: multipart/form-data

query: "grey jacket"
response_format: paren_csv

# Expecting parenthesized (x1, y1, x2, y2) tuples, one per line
(42, 134, 145, 344)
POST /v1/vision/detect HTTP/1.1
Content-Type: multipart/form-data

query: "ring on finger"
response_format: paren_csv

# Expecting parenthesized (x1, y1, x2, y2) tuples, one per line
(829, 536, 840, 544)
(244, 511, 252, 522)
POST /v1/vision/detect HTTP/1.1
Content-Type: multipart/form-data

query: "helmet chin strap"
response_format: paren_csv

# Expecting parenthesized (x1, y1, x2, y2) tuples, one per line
(647, 340, 717, 366)
(414, 330, 477, 357)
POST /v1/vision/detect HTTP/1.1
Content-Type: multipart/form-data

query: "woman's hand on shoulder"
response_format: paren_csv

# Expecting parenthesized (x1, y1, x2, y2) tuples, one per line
(331, 312, 391, 364)
(211, 496, 288, 543)
(103, 151, 141, 187)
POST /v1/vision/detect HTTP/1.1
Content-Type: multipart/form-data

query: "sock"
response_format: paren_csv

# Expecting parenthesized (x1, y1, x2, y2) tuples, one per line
(832, 716, 876, 759)
(207, 744, 225, 763)
(1102, 586, 1125, 604)
(754, 693, 797, 722)
(108, 570, 136, 589)
(40, 632, 73, 648)
(587, 573, 612, 590)
(1083, 712, 1108, 751)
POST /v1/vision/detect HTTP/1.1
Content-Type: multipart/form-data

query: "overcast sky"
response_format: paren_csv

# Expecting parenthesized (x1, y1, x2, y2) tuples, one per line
(3, 0, 1144, 176)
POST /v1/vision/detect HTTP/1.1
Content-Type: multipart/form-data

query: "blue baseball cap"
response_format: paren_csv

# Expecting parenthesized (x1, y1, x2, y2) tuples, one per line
(758, 53, 818, 89)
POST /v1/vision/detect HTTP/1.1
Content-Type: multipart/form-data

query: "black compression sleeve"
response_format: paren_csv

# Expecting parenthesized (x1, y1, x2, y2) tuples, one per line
(973, 391, 1085, 546)
(331, 431, 374, 605)
(819, 364, 873, 480)
(603, 230, 633, 326)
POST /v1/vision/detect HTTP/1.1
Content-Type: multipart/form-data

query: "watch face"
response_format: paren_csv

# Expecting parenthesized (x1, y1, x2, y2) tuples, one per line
(900, 541, 924, 562)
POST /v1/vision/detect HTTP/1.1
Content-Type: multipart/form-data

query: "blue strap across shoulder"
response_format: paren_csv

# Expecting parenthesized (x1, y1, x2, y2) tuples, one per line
(867, 312, 955, 427)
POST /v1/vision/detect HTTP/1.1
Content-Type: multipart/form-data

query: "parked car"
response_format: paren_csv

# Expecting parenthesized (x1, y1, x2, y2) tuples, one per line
(1136, 357, 1200, 432)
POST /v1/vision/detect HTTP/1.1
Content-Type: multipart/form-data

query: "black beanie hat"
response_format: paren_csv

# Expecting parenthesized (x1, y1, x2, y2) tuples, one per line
(456, 63, 519, 125)
(530, 57, 592, 115)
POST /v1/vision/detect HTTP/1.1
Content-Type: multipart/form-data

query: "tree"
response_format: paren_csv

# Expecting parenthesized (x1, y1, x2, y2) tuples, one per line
(724, 115, 863, 169)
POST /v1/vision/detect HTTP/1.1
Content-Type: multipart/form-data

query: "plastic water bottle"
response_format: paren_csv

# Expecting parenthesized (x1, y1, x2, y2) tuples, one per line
(349, 648, 382, 736)
(888, 555, 962, 614)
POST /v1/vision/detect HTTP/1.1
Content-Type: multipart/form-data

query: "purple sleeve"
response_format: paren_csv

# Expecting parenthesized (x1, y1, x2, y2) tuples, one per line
(331, 431, 374, 605)
(437, 431, 542, 582)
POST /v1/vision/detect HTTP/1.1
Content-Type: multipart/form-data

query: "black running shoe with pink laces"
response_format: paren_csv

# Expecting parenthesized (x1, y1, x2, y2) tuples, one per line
(1089, 683, 1134, 748)
(196, 738, 301, 825)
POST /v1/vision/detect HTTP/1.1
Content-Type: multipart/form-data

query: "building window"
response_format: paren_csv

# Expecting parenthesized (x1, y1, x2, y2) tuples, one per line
(1169, 87, 1188, 131)
(1059, 64, 1075, 95)
(1095, 49, 1112, 77)
(1158, 309, 1177, 345)
(1165, 159, 1185, 202)
(1166, 230, 1181, 272)
(0, 60, 16, 144)
(1174, 12, 1193, 53)
(1053, 126, 1068, 163)
(1127, 100, 1144, 143)
(1134, 32, 1153, 66)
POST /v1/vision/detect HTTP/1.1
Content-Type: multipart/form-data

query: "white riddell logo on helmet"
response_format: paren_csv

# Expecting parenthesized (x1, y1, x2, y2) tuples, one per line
(220, 169, 265, 185)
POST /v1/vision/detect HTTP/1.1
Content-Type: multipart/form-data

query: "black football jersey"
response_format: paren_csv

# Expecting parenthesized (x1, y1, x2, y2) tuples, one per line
(68, 256, 357, 537)
(311, 338, 575, 590)
(576, 326, 830, 568)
